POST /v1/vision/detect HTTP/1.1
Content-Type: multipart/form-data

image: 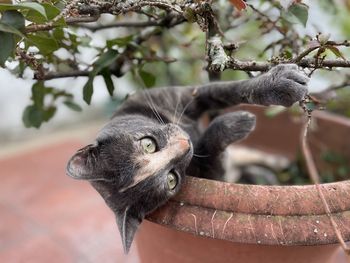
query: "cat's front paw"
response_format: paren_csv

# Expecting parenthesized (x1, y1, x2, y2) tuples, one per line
(256, 64, 309, 107)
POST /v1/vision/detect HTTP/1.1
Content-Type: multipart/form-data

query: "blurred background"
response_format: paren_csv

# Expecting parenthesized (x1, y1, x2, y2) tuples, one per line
(1, 0, 350, 262)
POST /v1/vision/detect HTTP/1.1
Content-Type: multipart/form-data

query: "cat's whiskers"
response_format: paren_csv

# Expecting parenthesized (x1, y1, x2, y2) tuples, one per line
(176, 97, 194, 125)
(172, 95, 181, 124)
(136, 71, 165, 125)
(142, 90, 165, 125)
(87, 177, 115, 183)
(193, 153, 210, 158)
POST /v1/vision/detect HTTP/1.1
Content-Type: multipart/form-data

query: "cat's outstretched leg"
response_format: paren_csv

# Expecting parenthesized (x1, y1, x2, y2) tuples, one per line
(187, 111, 256, 180)
(185, 64, 309, 119)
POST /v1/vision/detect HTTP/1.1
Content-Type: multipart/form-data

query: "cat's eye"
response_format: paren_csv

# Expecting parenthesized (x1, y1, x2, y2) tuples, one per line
(167, 172, 178, 190)
(140, 137, 157, 153)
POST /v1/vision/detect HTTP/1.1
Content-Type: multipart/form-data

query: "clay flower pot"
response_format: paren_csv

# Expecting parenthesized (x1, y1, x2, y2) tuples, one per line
(135, 106, 350, 263)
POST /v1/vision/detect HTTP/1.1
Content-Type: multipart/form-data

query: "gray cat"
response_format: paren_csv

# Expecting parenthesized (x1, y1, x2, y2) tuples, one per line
(66, 64, 308, 253)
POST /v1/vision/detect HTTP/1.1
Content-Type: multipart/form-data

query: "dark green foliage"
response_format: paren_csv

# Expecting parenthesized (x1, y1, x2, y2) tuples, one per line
(23, 81, 79, 128)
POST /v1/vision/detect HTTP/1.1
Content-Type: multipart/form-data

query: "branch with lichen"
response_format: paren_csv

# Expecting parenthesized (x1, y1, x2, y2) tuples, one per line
(205, 35, 350, 73)
(13, 0, 350, 85)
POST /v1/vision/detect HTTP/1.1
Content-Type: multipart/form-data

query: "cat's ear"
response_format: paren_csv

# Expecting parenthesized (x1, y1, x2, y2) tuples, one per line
(115, 207, 143, 254)
(66, 143, 99, 180)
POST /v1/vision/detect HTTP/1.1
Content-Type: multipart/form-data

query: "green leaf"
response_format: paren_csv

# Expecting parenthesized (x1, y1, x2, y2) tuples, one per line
(42, 3, 61, 20)
(17, 2, 47, 19)
(83, 78, 94, 105)
(23, 81, 58, 128)
(101, 68, 115, 96)
(52, 16, 66, 27)
(26, 3, 62, 24)
(25, 9, 46, 24)
(22, 105, 44, 128)
(54, 0, 65, 11)
(0, 10, 25, 65)
(52, 89, 73, 99)
(53, 28, 64, 39)
(326, 46, 346, 60)
(31, 82, 45, 107)
(0, 31, 15, 66)
(0, 11, 25, 38)
(0, 2, 47, 20)
(92, 49, 119, 75)
(106, 35, 134, 49)
(1, 10, 25, 31)
(282, 49, 292, 59)
(43, 106, 56, 121)
(81, 49, 119, 104)
(139, 69, 156, 88)
(27, 33, 59, 55)
(63, 100, 82, 112)
(0, 22, 25, 37)
(287, 3, 309, 27)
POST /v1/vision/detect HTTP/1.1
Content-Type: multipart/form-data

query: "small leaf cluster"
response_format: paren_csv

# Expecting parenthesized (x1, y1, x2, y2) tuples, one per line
(23, 81, 81, 128)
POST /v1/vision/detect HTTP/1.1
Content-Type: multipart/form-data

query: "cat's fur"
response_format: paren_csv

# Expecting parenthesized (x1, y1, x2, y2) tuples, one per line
(66, 64, 308, 253)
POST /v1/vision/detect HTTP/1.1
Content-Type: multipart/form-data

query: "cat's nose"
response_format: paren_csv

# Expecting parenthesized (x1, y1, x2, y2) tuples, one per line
(178, 138, 191, 151)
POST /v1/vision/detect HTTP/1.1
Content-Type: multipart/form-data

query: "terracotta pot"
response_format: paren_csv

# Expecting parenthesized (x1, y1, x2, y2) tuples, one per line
(135, 106, 350, 263)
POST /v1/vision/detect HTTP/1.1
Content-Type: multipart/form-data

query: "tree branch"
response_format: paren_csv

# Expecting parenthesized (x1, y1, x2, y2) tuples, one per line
(292, 40, 350, 63)
(225, 58, 350, 72)
(76, 15, 185, 31)
(109, 0, 183, 16)
(25, 16, 100, 33)
(77, 20, 162, 31)
(35, 70, 90, 80)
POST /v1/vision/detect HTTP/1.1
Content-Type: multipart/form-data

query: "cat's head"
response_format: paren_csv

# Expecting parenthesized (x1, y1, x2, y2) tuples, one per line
(66, 116, 193, 253)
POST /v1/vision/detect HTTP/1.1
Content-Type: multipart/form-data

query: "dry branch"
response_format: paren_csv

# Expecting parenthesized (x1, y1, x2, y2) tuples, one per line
(300, 98, 350, 259)
(25, 16, 100, 33)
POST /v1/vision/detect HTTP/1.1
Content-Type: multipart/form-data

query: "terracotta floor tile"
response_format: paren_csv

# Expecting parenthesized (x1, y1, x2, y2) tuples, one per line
(53, 200, 139, 263)
(0, 204, 38, 251)
(19, 184, 100, 228)
(0, 140, 83, 205)
(0, 234, 76, 263)
(0, 139, 140, 263)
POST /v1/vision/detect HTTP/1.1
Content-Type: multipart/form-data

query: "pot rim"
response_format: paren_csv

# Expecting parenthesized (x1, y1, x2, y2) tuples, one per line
(146, 110, 350, 246)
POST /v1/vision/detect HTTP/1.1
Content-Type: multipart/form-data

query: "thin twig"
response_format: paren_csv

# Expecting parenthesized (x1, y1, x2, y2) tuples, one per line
(35, 70, 90, 80)
(16, 48, 45, 79)
(292, 46, 320, 63)
(248, 4, 284, 35)
(300, 97, 350, 257)
(293, 40, 349, 63)
(25, 16, 100, 33)
(321, 76, 350, 93)
(77, 20, 162, 31)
